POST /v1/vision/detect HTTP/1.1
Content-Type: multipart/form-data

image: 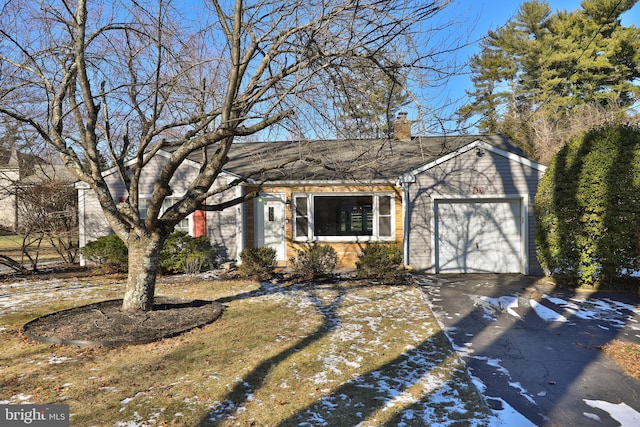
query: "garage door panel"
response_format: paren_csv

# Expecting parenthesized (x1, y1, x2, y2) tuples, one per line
(436, 200, 522, 273)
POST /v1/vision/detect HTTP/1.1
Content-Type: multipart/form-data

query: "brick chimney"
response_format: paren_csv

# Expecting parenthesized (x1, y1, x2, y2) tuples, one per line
(394, 112, 411, 140)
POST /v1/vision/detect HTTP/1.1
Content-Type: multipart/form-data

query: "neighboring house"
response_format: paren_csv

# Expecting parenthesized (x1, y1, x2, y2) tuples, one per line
(0, 147, 20, 229)
(0, 146, 75, 231)
(76, 124, 547, 274)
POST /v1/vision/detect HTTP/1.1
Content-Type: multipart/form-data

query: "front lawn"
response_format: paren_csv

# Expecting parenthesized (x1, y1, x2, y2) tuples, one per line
(0, 274, 490, 426)
(0, 233, 69, 265)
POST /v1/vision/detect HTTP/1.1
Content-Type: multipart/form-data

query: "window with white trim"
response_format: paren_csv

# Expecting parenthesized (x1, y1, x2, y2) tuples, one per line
(293, 193, 394, 241)
(138, 197, 190, 235)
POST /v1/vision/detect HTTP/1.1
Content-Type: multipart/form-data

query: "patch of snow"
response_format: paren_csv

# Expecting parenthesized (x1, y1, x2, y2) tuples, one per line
(48, 356, 72, 364)
(584, 399, 640, 425)
(474, 357, 537, 407)
(530, 300, 569, 322)
(481, 295, 521, 318)
(0, 279, 109, 316)
(11, 393, 32, 403)
(583, 412, 601, 422)
(469, 375, 537, 427)
(486, 397, 538, 427)
(548, 295, 640, 328)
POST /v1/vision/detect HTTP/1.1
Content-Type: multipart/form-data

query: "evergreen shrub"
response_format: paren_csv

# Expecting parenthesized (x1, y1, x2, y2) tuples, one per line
(289, 244, 338, 281)
(159, 231, 216, 274)
(356, 244, 404, 283)
(81, 234, 128, 272)
(534, 124, 640, 287)
(238, 246, 277, 280)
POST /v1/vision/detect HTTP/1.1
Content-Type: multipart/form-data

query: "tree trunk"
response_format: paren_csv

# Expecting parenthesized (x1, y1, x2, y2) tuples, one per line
(122, 229, 165, 312)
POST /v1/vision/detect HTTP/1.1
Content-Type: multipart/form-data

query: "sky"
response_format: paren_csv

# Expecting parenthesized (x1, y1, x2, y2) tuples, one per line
(428, 0, 640, 133)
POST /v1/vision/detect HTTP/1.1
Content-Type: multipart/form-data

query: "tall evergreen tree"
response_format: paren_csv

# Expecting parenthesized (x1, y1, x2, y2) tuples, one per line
(458, 0, 640, 160)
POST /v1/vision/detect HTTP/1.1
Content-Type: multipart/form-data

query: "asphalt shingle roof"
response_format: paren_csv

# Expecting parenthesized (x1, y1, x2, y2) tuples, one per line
(206, 134, 524, 183)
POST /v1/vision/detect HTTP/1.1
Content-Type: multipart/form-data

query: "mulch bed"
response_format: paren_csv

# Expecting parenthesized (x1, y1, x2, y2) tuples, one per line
(22, 297, 223, 347)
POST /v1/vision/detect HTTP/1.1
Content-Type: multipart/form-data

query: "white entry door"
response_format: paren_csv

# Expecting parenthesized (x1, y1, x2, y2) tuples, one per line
(435, 199, 523, 273)
(257, 195, 287, 261)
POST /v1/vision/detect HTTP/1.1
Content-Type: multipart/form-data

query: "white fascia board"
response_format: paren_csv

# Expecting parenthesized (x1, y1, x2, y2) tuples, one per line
(398, 140, 547, 184)
(261, 179, 395, 187)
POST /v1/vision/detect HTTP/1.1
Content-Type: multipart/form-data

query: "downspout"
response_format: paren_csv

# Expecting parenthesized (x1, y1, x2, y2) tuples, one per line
(235, 186, 245, 265)
(397, 174, 415, 269)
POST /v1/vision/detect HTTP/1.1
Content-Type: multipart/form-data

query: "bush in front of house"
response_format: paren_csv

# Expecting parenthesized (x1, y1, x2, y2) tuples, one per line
(81, 234, 128, 272)
(534, 124, 640, 288)
(356, 244, 404, 284)
(238, 246, 277, 280)
(289, 244, 338, 281)
(159, 231, 216, 274)
(82, 231, 216, 274)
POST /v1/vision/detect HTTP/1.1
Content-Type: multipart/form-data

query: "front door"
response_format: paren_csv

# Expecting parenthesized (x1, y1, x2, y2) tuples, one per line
(257, 194, 287, 261)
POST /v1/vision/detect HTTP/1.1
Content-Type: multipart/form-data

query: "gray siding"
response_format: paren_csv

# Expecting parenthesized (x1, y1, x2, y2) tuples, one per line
(406, 148, 545, 275)
(79, 155, 241, 264)
(0, 167, 18, 229)
(79, 189, 113, 246)
(205, 175, 241, 263)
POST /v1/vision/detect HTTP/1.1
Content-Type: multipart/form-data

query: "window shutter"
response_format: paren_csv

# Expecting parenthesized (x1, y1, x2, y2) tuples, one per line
(378, 195, 392, 237)
(294, 196, 308, 238)
(193, 202, 206, 237)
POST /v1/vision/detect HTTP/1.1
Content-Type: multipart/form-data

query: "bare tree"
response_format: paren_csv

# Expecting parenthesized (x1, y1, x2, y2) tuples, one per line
(15, 179, 78, 267)
(528, 102, 637, 165)
(0, 0, 459, 312)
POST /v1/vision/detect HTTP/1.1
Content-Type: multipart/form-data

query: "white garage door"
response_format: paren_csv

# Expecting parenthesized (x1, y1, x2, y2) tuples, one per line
(435, 199, 523, 273)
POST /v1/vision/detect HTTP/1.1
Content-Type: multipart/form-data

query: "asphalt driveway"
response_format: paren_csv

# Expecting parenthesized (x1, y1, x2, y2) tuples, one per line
(416, 273, 640, 427)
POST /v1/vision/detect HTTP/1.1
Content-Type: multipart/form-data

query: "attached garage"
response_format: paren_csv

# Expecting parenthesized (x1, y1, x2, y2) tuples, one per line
(402, 139, 546, 275)
(434, 199, 523, 273)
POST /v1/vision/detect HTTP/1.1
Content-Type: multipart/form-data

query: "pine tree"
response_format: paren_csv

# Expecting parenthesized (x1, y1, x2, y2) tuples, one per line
(458, 0, 640, 160)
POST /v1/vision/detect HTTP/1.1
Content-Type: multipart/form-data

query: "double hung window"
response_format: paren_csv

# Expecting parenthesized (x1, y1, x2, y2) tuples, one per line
(138, 197, 190, 235)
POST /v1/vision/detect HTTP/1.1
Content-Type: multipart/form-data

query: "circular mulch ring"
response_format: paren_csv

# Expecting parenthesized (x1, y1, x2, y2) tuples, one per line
(22, 297, 224, 347)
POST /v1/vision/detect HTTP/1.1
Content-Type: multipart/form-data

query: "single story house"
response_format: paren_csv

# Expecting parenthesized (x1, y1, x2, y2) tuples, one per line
(76, 128, 547, 274)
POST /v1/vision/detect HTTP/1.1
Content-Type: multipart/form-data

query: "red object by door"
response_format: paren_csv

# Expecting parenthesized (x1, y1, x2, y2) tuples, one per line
(193, 203, 206, 237)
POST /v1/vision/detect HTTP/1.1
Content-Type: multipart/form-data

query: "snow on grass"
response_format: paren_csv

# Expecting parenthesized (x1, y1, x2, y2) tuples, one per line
(0, 393, 32, 404)
(48, 356, 73, 364)
(201, 282, 492, 426)
(2, 275, 496, 426)
(0, 278, 110, 317)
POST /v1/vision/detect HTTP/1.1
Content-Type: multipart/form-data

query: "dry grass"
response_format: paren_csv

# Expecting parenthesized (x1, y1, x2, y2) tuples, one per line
(0, 274, 489, 426)
(601, 340, 640, 380)
(0, 234, 62, 262)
